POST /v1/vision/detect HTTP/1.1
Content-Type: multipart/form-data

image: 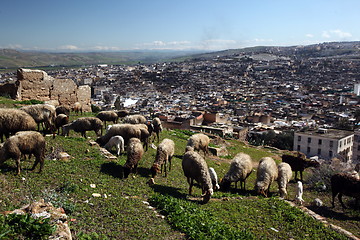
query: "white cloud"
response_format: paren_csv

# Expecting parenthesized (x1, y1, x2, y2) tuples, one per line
(305, 34, 314, 38)
(92, 46, 122, 51)
(58, 45, 79, 50)
(254, 38, 274, 43)
(322, 29, 352, 39)
(136, 40, 192, 50)
(0, 44, 23, 49)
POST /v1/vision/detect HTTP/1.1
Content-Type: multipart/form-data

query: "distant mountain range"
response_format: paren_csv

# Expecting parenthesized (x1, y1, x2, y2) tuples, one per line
(1, 41, 360, 69)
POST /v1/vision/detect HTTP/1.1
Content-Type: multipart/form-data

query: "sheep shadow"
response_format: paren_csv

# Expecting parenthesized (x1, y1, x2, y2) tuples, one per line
(307, 205, 360, 221)
(151, 184, 187, 200)
(100, 162, 123, 179)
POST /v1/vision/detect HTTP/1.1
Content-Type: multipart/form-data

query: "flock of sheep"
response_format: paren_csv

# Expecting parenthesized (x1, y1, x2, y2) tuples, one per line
(0, 103, 359, 208)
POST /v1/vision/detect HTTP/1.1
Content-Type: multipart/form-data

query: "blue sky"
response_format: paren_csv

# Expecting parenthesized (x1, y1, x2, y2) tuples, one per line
(1, 0, 359, 52)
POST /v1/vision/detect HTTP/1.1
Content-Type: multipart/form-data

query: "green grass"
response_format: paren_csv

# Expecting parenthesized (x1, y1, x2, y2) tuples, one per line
(0, 110, 358, 239)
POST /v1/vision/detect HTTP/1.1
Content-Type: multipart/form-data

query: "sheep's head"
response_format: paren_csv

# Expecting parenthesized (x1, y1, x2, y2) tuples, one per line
(306, 159, 320, 169)
(255, 183, 267, 197)
(202, 188, 213, 203)
(279, 188, 287, 199)
(220, 178, 231, 191)
(150, 164, 160, 178)
(185, 146, 194, 152)
(123, 166, 131, 179)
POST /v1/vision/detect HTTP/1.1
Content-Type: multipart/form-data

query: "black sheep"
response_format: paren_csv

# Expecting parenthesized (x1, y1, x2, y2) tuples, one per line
(331, 173, 360, 209)
(282, 152, 319, 181)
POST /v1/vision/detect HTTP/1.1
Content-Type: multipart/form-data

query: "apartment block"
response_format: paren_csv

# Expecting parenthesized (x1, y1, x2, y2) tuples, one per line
(294, 129, 354, 161)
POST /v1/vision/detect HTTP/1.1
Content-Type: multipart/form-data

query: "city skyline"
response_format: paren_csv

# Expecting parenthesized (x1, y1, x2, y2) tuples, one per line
(1, 0, 360, 52)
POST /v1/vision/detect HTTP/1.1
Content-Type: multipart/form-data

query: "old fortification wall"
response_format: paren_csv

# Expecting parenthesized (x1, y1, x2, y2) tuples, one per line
(16, 68, 91, 111)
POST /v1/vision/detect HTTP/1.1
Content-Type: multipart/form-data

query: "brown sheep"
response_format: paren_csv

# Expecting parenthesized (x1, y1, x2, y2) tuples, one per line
(55, 114, 69, 135)
(20, 104, 56, 133)
(96, 124, 141, 146)
(0, 108, 37, 142)
(123, 138, 144, 178)
(331, 172, 360, 209)
(96, 111, 119, 128)
(150, 138, 175, 178)
(72, 102, 82, 115)
(62, 117, 103, 138)
(282, 152, 319, 181)
(0, 131, 45, 175)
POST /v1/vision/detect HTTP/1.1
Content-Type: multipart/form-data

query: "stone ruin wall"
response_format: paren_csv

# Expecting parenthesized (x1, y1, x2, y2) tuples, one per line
(16, 68, 91, 112)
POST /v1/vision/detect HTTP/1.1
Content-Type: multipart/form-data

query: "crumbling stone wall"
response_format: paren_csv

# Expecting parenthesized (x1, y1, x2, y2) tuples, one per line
(16, 68, 91, 111)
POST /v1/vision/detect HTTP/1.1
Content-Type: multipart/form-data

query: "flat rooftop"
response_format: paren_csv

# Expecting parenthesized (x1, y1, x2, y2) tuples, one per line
(296, 129, 354, 140)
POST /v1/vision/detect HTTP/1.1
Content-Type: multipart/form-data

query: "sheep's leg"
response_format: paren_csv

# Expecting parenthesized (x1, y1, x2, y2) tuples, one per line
(234, 181, 237, 189)
(116, 145, 120, 156)
(338, 193, 347, 209)
(15, 157, 21, 175)
(331, 192, 337, 208)
(168, 156, 172, 172)
(188, 178, 194, 195)
(300, 171, 303, 182)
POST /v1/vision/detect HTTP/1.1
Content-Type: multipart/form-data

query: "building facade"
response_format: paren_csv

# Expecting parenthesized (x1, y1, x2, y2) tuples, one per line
(352, 130, 360, 164)
(294, 129, 354, 161)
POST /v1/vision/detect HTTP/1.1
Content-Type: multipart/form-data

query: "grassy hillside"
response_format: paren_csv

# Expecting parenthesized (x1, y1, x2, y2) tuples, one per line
(0, 104, 358, 239)
(0, 49, 206, 70)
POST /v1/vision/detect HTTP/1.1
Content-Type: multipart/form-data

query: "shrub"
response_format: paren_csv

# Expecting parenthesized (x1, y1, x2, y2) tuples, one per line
(149, 194, 254, 240)
(0, 213, 56, 240)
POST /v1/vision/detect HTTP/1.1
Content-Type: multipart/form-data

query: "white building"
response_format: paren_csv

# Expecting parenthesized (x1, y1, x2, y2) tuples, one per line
(294, 128, 354, 161)
(354, 83, 360, 96)
(352, 130, 360, 164)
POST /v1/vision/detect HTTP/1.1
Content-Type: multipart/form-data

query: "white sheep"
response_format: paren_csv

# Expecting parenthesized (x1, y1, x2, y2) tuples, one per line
(123, 138, 144, 178)
(150, 138, 175, 178)
(277, 162, 292, 199)
(209, 167, 220, 190)
(255, 157, 278, 197)
(186, 133, 210, 156)
(221, 152, 253, 191)
(104, 135, 125, 156)
(295, 181, 304, 205)
(182, 150, 213, 203)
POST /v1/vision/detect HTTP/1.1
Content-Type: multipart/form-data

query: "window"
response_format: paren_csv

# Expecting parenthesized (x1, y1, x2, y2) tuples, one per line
(297, 145, 300, 151)
(308, 137, 311, 143)
(317, 148, 321, 155)
(339, 141, 342, 148)
(318, 139, 322, 145)
(307, 147, 310, 153)
(330, 141, 333, 148)
(298, 136, 301, 142)
(358, 145, 360, 151)
(329, 151, 333, 158)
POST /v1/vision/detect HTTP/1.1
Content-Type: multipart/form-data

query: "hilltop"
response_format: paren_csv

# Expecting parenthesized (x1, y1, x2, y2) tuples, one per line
(1, 41, 360, 70)
(0, 49, 205, 69)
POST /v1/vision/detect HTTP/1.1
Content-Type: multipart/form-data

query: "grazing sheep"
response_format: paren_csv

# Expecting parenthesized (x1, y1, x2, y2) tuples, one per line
(0, 108, 37, 142)
(331, 172, 360, 209)
(54, 114, 69, 135)
(150, 138, 175, 178)
(282, 152, 320, 181)
(209, 167, 220, 190)
(55, 106, 70, 116)
(123, 138, 144, 178)
(0, 131, 45, 175)
(255, 157, 278, 197)
(96, 111, 119, 128)
(221, 152, 253, 191)
(123, 114, 147, 124)
(152, 117, 163, 142)
(20, 104, 56, 133)
(117, 110, 129, 118)
(62, 117, 103, 138)
(136, 124, 150, 151)
(295, 181, 304, 205)
(104, 135, 124, 156)
(277, 162, 293, 199)
(96, 124, 141, 146)
(182, 150, 213, 203)
(72, 102, 82, 115)
(186, 133, 210, 156)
